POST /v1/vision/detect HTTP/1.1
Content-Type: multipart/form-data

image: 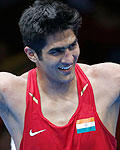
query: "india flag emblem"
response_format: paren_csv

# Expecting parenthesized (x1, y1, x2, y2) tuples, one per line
(76, 117, 96, 134)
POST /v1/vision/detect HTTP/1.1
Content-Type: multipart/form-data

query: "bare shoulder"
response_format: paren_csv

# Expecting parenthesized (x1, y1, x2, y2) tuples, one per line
(77, 63, 90, 72)
(0, 72, 28, 104)
(91, 62, 120, 77)
(93, 62, 120, 91)
(77, 62, 120, 77)
(90, 63, 120, 86)
(77, 62, 120, 97)
(0, 71, 27, 89)
(77, 63, 90, 69)
(20, 71, 29, 79)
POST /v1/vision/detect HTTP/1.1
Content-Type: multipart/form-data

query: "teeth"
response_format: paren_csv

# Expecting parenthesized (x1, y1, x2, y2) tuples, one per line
(59, 65, 72, 70)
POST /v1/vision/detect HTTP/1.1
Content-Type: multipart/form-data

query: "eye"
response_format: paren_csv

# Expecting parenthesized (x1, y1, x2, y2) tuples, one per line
(48, 48, 65, 56)
(68, 40, 77, 50)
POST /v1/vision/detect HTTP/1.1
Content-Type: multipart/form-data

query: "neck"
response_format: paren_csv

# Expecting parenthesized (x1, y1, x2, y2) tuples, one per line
(36, 68, 77, 98)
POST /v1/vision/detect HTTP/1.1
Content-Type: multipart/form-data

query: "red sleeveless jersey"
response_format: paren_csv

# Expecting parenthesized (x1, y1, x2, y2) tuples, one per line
(20, 64, 117, 150)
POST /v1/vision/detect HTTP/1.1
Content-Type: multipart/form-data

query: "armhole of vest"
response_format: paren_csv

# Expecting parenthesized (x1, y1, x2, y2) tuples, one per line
(26, 70, 31, 106)
(75, 64, 117, 145)
(20, 68, 37, 149)
(26, 68, 36, 105)
(19, 69, 33, 150)
(75, 64, 97, 111)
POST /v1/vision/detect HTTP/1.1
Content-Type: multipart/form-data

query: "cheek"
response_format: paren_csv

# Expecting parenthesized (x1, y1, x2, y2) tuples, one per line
(76, 44, 80, 55)
(77, 47, 80, 56)
(73, 47, 80, 61)
(43, 59, 59, 71)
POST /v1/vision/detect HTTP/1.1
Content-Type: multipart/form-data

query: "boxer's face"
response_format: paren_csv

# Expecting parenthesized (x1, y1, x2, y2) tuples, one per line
(37, 29, 80, 83)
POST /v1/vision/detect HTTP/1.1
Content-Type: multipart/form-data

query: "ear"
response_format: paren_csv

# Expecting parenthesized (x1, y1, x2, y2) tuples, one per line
(24, 46, 38, 63)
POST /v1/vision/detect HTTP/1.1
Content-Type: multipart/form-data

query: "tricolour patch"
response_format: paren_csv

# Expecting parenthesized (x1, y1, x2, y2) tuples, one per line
(76, 117, 96, 134)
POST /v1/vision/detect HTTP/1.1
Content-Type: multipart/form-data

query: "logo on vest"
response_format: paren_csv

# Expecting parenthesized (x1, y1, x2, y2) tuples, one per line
(29, 129, 46, 136)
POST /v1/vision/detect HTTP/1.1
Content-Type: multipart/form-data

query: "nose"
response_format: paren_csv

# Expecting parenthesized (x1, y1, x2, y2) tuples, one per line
(61, 48, 74, 64)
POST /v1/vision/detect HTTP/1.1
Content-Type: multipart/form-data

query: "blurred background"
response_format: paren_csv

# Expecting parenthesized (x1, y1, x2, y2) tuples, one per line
(0, 0, 120, 149)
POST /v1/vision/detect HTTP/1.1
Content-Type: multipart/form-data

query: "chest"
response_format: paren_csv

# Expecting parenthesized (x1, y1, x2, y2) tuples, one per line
(40, 95, 79, 126)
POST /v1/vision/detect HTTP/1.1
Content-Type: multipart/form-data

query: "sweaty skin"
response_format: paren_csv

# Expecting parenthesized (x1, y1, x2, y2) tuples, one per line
(0, 29, 120, 150)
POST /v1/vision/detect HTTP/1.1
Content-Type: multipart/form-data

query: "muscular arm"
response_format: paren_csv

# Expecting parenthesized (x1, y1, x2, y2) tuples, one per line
(0, 72, 24, 112)
(117, 64, 120, 95)
(0, 72, 13, 115)
(0, 71, 27, 118)
(91, 62, 120, 103)
(0, 73, 7, 111)
(0, 91, 5, 110)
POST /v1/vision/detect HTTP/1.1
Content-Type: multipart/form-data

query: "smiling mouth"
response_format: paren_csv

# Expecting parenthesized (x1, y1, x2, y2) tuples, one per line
(58, 65, 72, 71)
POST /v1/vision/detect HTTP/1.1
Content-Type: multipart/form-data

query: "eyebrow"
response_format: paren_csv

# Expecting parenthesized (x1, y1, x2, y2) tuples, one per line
(48, 38, 78, 52)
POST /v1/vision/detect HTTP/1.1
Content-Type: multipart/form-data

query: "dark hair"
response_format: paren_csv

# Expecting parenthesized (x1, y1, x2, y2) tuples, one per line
(18, 0, 82, 58)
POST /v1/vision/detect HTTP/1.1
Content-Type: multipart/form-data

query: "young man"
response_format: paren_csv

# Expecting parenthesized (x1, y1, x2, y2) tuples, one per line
(0, 0, 120, 150)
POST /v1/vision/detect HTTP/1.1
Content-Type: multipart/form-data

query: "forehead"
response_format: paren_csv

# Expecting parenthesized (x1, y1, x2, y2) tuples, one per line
(44, 29, 76, 50)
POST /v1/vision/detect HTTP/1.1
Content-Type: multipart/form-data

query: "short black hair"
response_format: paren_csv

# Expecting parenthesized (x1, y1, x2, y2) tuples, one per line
(18, 0, 82, 59)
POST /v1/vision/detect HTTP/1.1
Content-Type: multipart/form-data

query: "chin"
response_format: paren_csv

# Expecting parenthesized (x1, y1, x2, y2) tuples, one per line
(59, 74, 75, 84)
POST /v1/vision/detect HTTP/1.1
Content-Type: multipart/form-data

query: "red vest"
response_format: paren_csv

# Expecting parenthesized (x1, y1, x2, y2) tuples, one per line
(20, 64, 117, 150)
